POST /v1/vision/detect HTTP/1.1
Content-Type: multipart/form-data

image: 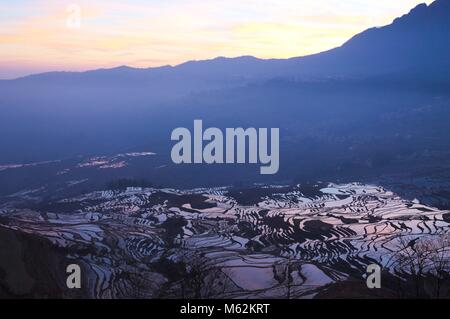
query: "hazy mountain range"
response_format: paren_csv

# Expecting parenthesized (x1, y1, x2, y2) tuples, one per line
(5, 0, 449, 84)
(0, 0, 449, 192)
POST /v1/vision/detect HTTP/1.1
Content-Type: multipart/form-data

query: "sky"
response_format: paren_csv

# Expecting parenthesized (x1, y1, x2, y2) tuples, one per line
(0, 0, 434, 79)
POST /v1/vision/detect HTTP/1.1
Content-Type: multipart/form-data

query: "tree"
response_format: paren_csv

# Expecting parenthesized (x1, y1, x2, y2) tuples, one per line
(426, 234, 450, 298)
(393, 234, 450, 298)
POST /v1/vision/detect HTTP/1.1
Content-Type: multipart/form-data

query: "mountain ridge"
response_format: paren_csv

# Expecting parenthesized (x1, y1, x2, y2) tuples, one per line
(3, 0, 449, 83)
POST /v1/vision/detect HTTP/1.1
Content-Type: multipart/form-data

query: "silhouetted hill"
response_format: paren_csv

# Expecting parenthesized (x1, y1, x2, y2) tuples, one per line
(288, 0, 450, 78)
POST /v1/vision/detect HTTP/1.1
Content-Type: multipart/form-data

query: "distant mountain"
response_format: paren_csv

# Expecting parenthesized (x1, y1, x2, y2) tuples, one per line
(0, 0, 450, 189)
(3, 0, 449, 88)
(286, 0, 450, 79)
